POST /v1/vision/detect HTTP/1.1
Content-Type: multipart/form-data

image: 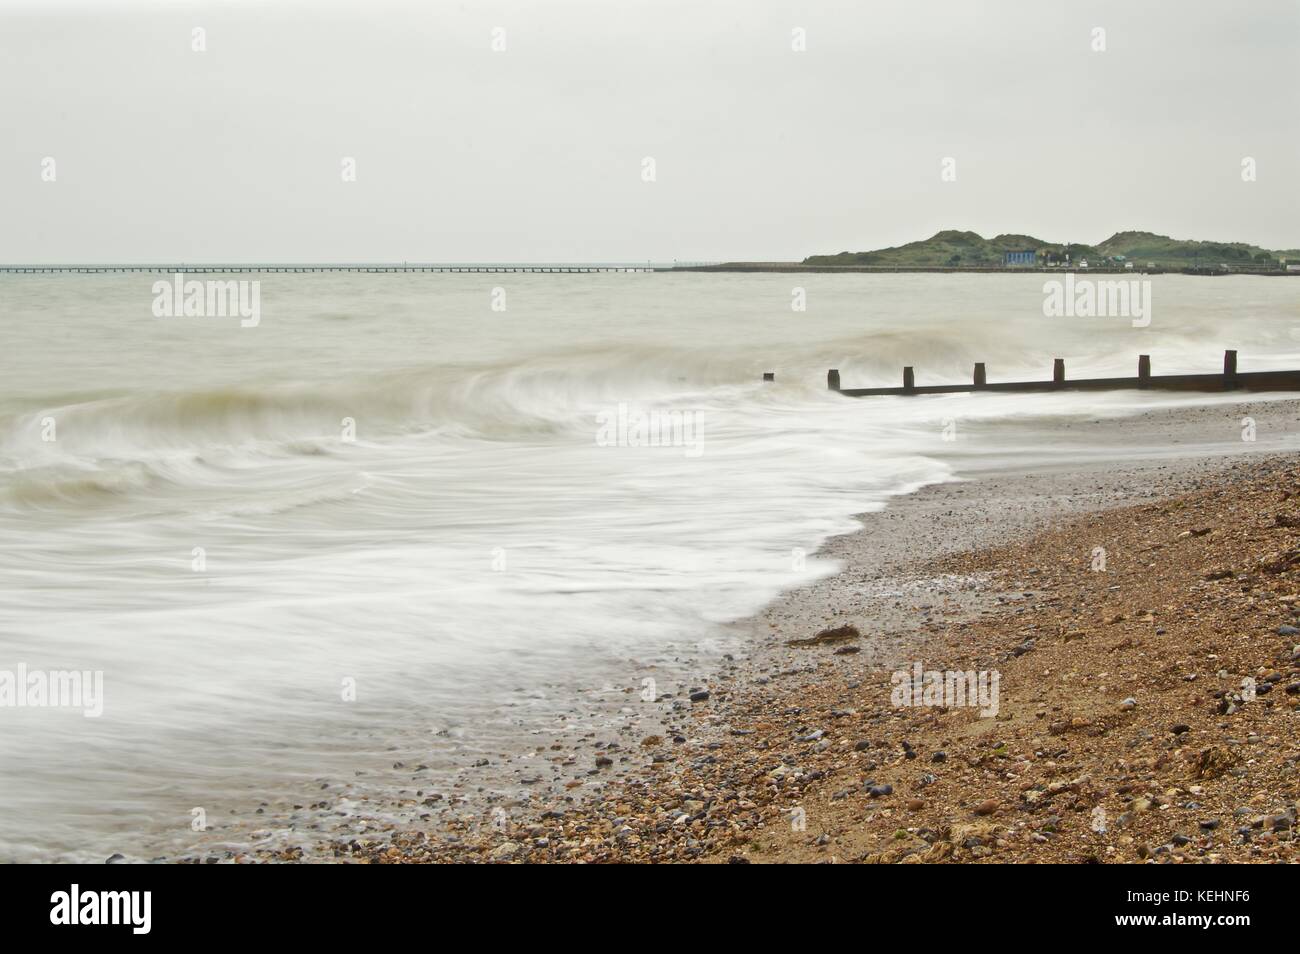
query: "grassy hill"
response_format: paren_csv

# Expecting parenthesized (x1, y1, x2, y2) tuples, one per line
(804, 230, 1300, 268)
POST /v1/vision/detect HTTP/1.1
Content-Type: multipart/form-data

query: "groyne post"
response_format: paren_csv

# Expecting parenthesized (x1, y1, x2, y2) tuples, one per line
(1053, 358, 1065, 385)
(1138, 354, 1151, 387)
(1224, 349, 1238, 387)
(827, 369, 840, 391)
(973, 362, 986, 387)
(903, 367, 915, 391)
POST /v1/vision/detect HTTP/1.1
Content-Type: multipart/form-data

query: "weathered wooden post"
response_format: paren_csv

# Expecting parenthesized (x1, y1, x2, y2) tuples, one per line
(903, 367, 915, 391)
(1053, 358, 1065, 385)
(1224, 349, 1237, 387)
(1138, 354, 1151, 387)
(827, 369, 840, 391)
(973, 362, 987, 387)
(762, 372, 775, 382)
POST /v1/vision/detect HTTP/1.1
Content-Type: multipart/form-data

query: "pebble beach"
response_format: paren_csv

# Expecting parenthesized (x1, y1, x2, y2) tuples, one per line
(238, 400, 1300, 864)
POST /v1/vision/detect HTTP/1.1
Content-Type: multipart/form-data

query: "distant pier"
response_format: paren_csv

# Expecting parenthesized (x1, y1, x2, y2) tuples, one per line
(3, 262, 1292, 276)
(0, 263, 709, 274)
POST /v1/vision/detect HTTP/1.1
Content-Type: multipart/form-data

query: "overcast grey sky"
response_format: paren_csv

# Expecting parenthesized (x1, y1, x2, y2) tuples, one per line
(2, 0, 1297, 262)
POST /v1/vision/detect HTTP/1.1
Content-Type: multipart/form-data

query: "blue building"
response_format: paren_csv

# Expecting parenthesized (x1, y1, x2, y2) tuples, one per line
(1004, 250, 1037, 266)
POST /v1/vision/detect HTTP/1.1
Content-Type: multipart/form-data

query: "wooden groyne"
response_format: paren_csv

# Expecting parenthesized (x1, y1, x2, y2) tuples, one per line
(767, 351, 1300, 396)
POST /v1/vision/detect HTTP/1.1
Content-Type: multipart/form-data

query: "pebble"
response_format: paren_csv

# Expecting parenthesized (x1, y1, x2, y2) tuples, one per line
(489, 842, 521, 861)
(1264, 809, 1296, 831)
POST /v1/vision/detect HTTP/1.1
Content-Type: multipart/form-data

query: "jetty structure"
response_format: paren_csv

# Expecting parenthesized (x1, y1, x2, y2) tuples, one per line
(0, 263, 700, 274)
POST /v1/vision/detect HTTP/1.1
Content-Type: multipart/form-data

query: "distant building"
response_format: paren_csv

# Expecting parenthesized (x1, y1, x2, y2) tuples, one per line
(1004, 250, 1037, 266)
